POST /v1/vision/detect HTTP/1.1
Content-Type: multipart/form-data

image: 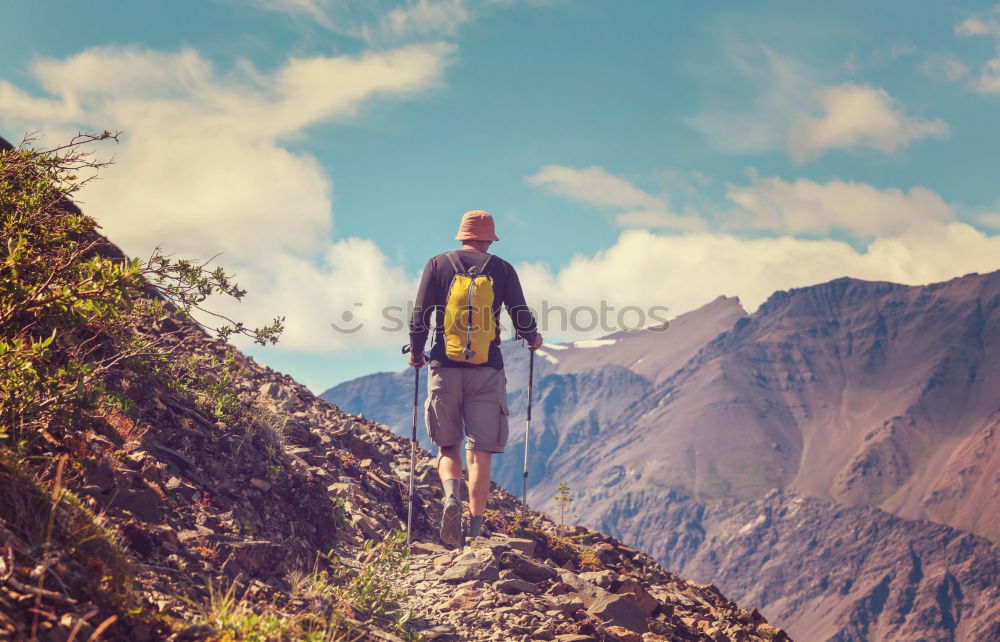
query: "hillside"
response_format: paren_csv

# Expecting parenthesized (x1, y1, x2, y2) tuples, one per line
(0, 135, 786, 641)
(324, 273, 1000, 640)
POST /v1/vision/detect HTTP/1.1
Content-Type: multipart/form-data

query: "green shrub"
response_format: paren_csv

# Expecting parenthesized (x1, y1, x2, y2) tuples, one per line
(0, 133, 283, 444)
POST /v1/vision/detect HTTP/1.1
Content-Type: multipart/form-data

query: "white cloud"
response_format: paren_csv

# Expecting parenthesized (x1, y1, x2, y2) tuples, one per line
(526, 165, 706, 232)
(688, 45, 945, 162)
(0, 43, 454, 351)
(527, 165, 662, 211)
(918, 53, 970, 82)
(380, 0, 472, 40)
(248, 0, 337, 28)
(215, 238, 418, 351)
(521, 166, 1000, 337)
(974, 210, 1000, 230)
(846, 37, 916, 72)
(954, 6, 1000, 94)
(726, 175, 953, 239)
(526, 165, 954, 241)
(788, 84, 949, 162)
(956, 8, 1000, 38)
(874, 38, 916, 65)
(687, 44, 814, 155)
(970, 52, 1000, 94)
(245, 0, 485, 44)
(516, 223, 1000, 334)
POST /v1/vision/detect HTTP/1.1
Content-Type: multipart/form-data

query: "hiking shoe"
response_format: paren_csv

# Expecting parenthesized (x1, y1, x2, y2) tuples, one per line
(439, 497, 463, 547)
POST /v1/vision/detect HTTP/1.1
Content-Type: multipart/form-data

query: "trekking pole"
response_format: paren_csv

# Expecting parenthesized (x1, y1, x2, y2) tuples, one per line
(402, 345, 420, 550)
(522, 347, 534, 524)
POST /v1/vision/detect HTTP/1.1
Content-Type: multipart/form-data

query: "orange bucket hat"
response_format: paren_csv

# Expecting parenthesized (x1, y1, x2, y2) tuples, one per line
(455, 210, 500, 242)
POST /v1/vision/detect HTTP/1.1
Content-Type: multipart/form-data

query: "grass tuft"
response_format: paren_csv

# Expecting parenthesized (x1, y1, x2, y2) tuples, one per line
(0, 451, 134, 612)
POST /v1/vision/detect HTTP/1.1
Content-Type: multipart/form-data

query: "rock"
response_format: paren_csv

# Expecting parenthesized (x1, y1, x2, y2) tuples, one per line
(547, 580, 576, 597)
(177, 526, 214, 544)
(422, 624, 456, 639)
(468, 537, 514, 558)
(579, 570, 617, 589)
(327, 482, 354, 500)
(594, 543, 618, 565)
(616, 579, 659, 616)
(500, 552, 558, 583)
(141, 462, 164, 485)
(224, 541, 286, 576)
(587, 592, 649, 633)
(148, 524, 180, 553)
(604, 625, 642, 642)
(496, 577, 537, 594)
(550, 595, 585, 613)
(445, 591, 483, 610)
(557, 572, 607, 607)
(411, 541, 448, 555)
(555, 635, 596, 642)
(164, 476, 198, 501)
(532, 625, 555, 640)
(126, 450, 150, 467)
(222, 558, 247, 580)
(440, 551, 500, 583)
(116, 487, 161, 522)
(151, 442, 195, 470)
(352, 513, 380, 540)
(495, 535, 536, 556)
(258, 382, 293, 408)
(249, 478, 271, 492)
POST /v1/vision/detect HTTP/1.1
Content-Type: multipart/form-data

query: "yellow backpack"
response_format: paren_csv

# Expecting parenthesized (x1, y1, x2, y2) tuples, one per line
(442, 253, 495, 364)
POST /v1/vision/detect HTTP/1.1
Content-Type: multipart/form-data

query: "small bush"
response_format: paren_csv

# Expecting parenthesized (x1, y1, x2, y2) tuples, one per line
(485, 510, 580, 568)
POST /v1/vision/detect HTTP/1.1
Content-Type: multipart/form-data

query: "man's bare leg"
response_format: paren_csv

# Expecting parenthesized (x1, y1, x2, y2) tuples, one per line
(467, 449, 491, 536)
(438, 444, 463, 488)
(438, 444, 463, 546)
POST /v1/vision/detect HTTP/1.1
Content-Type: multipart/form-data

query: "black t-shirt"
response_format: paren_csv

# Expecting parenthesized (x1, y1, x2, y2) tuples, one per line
(409, 249, 538, 369)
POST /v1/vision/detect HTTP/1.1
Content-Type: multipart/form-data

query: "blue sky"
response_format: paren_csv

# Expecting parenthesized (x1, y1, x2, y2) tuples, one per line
(3, 1, 1000, 390)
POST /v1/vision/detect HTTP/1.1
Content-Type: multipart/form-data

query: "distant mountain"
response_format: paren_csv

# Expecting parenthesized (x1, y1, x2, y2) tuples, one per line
(599, 487, 1000, 642)
(322, 272, 1000, 640)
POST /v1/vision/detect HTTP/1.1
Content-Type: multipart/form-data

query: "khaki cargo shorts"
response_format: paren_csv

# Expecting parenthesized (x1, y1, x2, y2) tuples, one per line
(425, 366, 510, 453)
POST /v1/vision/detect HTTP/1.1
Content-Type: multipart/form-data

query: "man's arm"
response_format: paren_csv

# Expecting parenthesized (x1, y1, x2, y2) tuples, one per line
(503, 263, 542, 349)
(408, 257, 437, 365)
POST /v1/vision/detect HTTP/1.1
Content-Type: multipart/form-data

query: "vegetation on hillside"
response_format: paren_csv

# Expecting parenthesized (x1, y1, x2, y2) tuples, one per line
(0, 134, 418, 641)
(0, 132, 282, 445)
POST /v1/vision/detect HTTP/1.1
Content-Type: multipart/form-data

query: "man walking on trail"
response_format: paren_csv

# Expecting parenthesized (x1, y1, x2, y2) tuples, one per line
(408, 210, 542, 547)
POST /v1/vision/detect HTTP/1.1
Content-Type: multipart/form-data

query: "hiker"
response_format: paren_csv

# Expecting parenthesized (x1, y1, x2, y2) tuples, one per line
(407, 209, 542, 547)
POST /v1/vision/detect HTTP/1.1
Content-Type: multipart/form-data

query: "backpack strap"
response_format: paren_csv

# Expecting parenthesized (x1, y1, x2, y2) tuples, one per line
(474, 253, 493, 276)
(443, 251, 493, 276)
(442, 251, 462, 274)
